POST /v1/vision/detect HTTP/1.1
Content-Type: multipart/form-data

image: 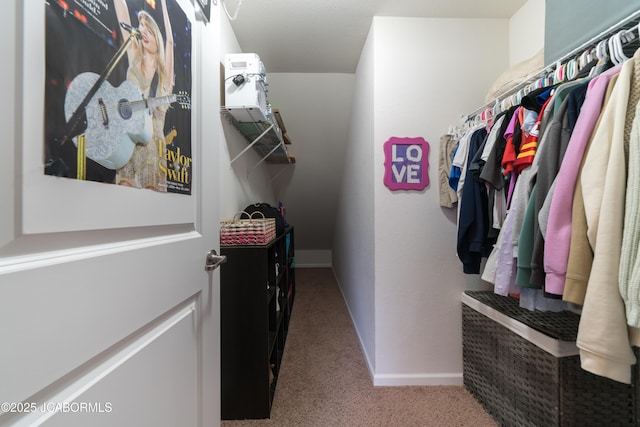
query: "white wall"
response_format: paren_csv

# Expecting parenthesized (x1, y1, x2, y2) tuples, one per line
(509, 0, 546, 65)
(218, 15, 277, 220)
(266, 73, 355, 261)
(372, 17, 510, 385)
(334, 16, 512, 386)
(333, 25, 377, 375)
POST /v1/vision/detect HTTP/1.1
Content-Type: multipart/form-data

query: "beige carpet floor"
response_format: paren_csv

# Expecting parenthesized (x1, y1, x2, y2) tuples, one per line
(221, 267, 497, 427)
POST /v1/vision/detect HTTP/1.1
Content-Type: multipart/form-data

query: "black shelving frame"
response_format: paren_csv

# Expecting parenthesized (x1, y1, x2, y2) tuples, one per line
(220, 227, 295, 420)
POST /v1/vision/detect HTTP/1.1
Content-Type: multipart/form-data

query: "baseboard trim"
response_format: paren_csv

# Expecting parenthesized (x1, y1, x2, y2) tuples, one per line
(373, 373, 463, 387)
(332, 267, 376, 384)
(330, 268, 463, 387)
(295, 250, 332, 268)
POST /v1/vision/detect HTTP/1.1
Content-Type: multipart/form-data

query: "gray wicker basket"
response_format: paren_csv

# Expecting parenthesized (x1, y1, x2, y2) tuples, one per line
(462, 291, 638, 427)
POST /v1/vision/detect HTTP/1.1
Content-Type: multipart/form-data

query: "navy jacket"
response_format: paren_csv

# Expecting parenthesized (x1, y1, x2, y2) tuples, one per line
(457, 128, 489, 274)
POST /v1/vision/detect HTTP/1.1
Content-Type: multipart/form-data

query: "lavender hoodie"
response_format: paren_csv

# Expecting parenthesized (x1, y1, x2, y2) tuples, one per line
(543, 65, 621, 296)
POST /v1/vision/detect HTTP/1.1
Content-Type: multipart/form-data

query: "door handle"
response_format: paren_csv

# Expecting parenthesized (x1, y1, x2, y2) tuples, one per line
(205, 249, 227, 271)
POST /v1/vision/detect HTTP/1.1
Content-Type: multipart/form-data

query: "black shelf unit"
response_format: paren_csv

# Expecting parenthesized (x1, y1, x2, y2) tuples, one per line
(220, 227, 295, 420)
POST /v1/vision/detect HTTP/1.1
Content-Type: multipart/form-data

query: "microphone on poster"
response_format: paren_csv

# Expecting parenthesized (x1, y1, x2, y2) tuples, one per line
(119, 22, 141, 39)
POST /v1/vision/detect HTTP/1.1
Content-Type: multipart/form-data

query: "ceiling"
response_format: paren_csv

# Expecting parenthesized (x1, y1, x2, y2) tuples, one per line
(224, 0, 528, 73)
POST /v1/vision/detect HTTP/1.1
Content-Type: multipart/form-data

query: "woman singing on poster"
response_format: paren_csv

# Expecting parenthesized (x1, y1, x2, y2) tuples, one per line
(114, 0, 174, 192)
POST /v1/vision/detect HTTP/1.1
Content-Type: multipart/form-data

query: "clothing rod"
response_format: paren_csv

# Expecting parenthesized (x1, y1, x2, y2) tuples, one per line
(466, 9, 640, 121)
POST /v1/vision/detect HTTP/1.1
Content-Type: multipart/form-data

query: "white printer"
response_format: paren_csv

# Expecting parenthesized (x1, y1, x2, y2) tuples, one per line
(224, 53, 270, 122)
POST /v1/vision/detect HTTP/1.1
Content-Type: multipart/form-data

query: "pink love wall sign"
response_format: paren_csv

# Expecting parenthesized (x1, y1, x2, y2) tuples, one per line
(383, 137, 429, 191)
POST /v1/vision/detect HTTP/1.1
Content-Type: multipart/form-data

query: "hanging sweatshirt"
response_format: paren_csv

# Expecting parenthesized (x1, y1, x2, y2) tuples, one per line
(501, 107, 522, 177)
(513, 102, 547, 173)
(577, 53, 639, 384)
(620, 50, 640, 328)
(480, 109, 515, 191)
(491, 200, 518, 296)
(439, 134, 459, 208)
(478, 114, 509, 232)
(452, 124, 485, 197)
(564, 74, 619, 306)
(484, 97, 556, 295)
(620, 95, 640, 327)
(544, 65, 621, 296)
(506, 101, 556, 290)
(529, 81, 587, 291)
(515, 184, 537, 287)
(490, 152, 540, 296)
(457, 128, 489, 274)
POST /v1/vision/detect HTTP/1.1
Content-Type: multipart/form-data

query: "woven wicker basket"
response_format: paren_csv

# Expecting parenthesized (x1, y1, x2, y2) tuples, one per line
(220, 211, 276, 246)
(462, 291, 638, 427)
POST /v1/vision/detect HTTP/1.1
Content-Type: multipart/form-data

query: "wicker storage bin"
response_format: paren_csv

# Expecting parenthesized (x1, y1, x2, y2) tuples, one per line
(462, 291, 638, 427)
(220, 211, 276, 246)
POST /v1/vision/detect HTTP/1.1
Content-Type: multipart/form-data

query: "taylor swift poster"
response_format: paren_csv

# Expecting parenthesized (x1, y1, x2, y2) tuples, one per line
(44, 0, 193, 195)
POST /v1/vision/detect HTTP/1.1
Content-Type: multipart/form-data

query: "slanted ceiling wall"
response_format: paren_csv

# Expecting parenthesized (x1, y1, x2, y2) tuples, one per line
(267, 73, 355, 259)
(219, 14, 355, 267)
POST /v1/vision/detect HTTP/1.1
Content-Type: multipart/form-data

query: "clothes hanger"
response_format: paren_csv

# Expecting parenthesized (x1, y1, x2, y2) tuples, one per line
(590, 39, 610, 77)
(492, 99, 501, 116)
(608, 35, 619, 65)
(566, 58, 578, 80)
(485, 108, 494, 122)
(607, 32, 628, 65)
(511, 91, 520, 107)
(579, 47, 596, 71)
(538, 76, 546, 88)
(622, 28, 635, 43)
(597, 39, 609, 63)
(501, 97, 511, 112)
(513, 88, 523, 106)
(552, 62, 561, 83)
(614, 31, 629, 63)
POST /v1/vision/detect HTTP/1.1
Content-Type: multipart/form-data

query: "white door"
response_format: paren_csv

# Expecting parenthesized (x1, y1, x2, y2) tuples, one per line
(0, 1, 220, 426)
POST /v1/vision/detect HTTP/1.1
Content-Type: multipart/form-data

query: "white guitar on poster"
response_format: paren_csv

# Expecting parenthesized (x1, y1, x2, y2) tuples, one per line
(64, 72, 190, 170)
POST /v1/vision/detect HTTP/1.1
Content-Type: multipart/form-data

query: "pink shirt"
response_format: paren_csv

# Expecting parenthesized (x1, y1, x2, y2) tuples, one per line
(543, 65, 621, 296)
